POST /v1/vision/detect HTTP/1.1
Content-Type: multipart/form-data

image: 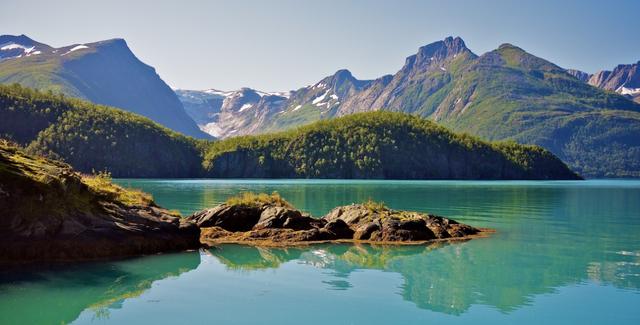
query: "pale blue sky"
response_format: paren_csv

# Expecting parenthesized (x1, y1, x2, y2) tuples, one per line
(2, 0, 639, 91)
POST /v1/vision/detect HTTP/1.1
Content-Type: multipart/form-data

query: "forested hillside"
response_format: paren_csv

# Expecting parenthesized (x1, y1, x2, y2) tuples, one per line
(0, 84, 203, 177)
(203, 112, 580, 180)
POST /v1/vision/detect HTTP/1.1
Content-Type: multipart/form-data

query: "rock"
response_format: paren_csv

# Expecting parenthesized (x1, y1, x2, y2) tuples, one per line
(0, 143, 201, 264)
(254, 206, 294, 229)
(282, 214, 318, 230)
(194, 201, 484, 245)
(323, 219, 354, 239)
(353, 222, 380, 240)
(188, 205, 261, 232)
(188, 204, 232, 227)
(323, 205, 372, 225)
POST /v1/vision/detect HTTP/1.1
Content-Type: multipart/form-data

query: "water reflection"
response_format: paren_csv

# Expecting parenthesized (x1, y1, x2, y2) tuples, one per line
(3, 180, 637, 323)
(209, 242, 640, 315)
(0, 252, 201, 324)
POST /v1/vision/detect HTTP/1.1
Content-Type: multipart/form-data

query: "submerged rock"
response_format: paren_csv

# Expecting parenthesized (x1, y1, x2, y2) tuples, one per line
(190, 199, 484, 245)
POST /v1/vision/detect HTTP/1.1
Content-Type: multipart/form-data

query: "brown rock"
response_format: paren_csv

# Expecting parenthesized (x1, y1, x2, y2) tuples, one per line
(323, 219, 354, 239)
(195, 201, 483, 245)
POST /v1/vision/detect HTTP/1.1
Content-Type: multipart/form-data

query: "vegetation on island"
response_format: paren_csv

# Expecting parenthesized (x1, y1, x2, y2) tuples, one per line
(0, 139, 155, 217)
(225, 191, 293, 208)
(202, 111, 580, 179)
(0, 139, 199, 263)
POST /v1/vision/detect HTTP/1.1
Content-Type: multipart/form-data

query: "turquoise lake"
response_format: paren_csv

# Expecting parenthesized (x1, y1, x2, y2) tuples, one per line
(1, 179, 639, 324)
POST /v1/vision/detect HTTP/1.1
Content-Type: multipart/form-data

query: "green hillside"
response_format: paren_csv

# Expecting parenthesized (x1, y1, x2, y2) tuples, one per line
(432, 44, 640, 177)
(0, 84, 203, 177)
(203, 111, 580, 180)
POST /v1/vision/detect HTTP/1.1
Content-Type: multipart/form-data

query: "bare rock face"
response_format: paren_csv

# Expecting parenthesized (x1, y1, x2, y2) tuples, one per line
(587, 61, 640, 103)
(192, 202, 482, 245)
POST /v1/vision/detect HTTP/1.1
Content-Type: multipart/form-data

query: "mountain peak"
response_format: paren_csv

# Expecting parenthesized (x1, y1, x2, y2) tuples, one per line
(404, 36, 474, 70)
(333, 69, 353, 79)
(486, 42, 562, 72)
(0, 34, 52, 61)
(0, 34, 37, 45)
(498, 43, 519, 50)
(417, 36, 469, 57)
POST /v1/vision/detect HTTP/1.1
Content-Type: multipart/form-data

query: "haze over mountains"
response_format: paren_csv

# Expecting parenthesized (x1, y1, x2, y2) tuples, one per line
(1, 34, 639, 178)
(0, 35, 209, 138)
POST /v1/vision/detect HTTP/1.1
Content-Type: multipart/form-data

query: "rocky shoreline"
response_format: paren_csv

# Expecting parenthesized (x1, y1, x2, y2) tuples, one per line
(0, 142, 200, 264)
(187, 195, 487, 246)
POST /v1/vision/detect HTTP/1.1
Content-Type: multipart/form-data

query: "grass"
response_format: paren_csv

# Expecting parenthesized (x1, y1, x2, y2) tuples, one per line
(225, 191, 293, 208)
(362, 198, 388, 212)
(1, 140, 160, 221)
(82, 171, 155, 207)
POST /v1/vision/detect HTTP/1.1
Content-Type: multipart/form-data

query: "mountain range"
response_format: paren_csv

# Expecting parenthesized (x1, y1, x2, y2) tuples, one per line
(178, 37, 640, 177)
(2, 34, 639, 177)
(0, 34, 209, 138)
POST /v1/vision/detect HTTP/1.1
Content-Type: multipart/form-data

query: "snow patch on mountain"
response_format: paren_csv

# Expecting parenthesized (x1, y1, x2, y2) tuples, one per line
(61, 45, 89, 56)
(239, 103, 253, 112)
(201, 122, 224, 138)
(618, 86, 640, 96)
(1, 43, 35, 53)
(204, 89, 235, 97)
(312, 92, 328, 105)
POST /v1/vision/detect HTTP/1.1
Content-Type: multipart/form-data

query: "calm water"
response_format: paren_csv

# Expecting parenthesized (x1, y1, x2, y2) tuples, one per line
(1, 179, 640, 324)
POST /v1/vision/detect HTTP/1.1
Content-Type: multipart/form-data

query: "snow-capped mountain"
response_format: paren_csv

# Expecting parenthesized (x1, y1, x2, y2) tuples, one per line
(0, 35, 52, 61)
(0, 34, 209, 138)
(175, 88, 289, 138)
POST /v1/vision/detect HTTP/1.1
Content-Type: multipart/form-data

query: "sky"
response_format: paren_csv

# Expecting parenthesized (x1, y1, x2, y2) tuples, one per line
(1, 0, 639, 91)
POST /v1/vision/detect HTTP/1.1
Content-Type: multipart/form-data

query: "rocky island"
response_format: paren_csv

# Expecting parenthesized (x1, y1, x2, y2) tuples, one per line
(188, 192, 487, 246)
(0, 141, 200, 264)
(1, 141, 486, 264)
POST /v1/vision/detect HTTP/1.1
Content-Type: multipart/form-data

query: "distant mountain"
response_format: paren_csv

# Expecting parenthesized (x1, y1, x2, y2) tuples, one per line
(176, 88, 289, 138)
(565, 62, 640, 103)
(566, 69, 591, 82)
(587, 61, 640, 103)
(0, 34, 209, 138)
(179, 37, 640, 177)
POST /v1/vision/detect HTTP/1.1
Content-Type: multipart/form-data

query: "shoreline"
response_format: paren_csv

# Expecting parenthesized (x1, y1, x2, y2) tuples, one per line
(200, 228, 495, 248)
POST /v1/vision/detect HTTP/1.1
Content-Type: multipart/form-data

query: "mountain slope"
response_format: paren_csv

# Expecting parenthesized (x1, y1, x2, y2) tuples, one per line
(0, 34, 209, 138)
(202, 111, 580, 180)
(181, 37, 640, 177)
(0, 84, 203, 177)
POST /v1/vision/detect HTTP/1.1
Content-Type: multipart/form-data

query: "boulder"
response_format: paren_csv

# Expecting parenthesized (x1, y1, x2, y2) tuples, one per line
(188, 205, 261, 231)
(323, 219, 354, 239)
